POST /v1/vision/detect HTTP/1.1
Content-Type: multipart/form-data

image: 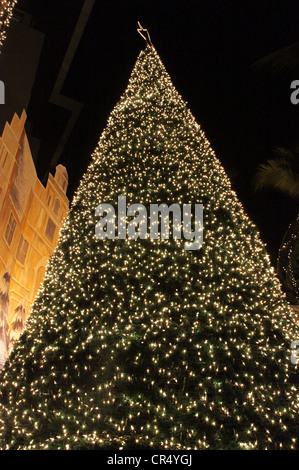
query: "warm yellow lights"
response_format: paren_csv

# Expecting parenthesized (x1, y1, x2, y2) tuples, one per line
(0, 0, 17, 51)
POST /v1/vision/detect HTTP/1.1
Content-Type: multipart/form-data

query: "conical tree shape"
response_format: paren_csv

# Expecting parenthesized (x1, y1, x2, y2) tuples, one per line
(0, 46, 298, 450)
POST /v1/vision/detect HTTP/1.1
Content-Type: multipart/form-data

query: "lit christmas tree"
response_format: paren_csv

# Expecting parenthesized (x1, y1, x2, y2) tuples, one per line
(0, 40, 298, 450)
(277, 215, 299, 305)
(0, 0, 17, 51)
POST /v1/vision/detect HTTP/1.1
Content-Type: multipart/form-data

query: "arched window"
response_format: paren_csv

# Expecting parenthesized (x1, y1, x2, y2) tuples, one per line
(45, 217, 56, 242)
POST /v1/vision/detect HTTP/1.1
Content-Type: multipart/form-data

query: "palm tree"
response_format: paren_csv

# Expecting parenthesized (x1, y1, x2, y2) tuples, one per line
(252, 42, 299, 76)
(0, 269, 10, 368)
(254, 147, 299, 304)
(252, 39, 299, 306)
(254, 147, 299, 198)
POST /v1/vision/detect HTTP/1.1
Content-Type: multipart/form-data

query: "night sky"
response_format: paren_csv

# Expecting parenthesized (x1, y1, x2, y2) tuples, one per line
(14, 0, 299, 262)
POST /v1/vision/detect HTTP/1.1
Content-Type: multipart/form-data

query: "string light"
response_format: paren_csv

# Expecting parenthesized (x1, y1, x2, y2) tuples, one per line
(0, 45, 298, 450)
(0, 1, 17, 51)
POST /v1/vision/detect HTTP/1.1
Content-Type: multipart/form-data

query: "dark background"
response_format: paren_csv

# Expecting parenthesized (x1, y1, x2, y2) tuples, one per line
(1, 0, 299, 263)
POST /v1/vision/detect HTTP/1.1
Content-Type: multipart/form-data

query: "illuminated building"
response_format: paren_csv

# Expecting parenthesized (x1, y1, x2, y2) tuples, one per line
(0, 110, 69, 366)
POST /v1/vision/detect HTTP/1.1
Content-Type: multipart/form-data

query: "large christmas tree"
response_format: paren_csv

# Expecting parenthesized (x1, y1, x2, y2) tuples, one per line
(0, 43, 298, 450)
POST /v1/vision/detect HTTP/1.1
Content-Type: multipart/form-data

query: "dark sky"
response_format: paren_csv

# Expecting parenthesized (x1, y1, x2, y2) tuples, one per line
(15, 0, 299, 261)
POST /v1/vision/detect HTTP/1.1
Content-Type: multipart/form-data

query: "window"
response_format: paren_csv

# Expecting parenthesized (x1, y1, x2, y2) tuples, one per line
(45, 217, 56, 242)
(4, 213, 16, 246)
(53, 199, 60, 217)
(16, 235, 29, 265)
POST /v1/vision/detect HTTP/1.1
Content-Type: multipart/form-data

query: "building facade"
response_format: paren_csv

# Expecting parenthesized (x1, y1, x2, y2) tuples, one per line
(0, 110, 69, 367)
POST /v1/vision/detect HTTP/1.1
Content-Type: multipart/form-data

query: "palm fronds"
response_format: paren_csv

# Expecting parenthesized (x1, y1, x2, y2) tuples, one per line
(254, 147, 299, 199)
(252, 42, 299, 75)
